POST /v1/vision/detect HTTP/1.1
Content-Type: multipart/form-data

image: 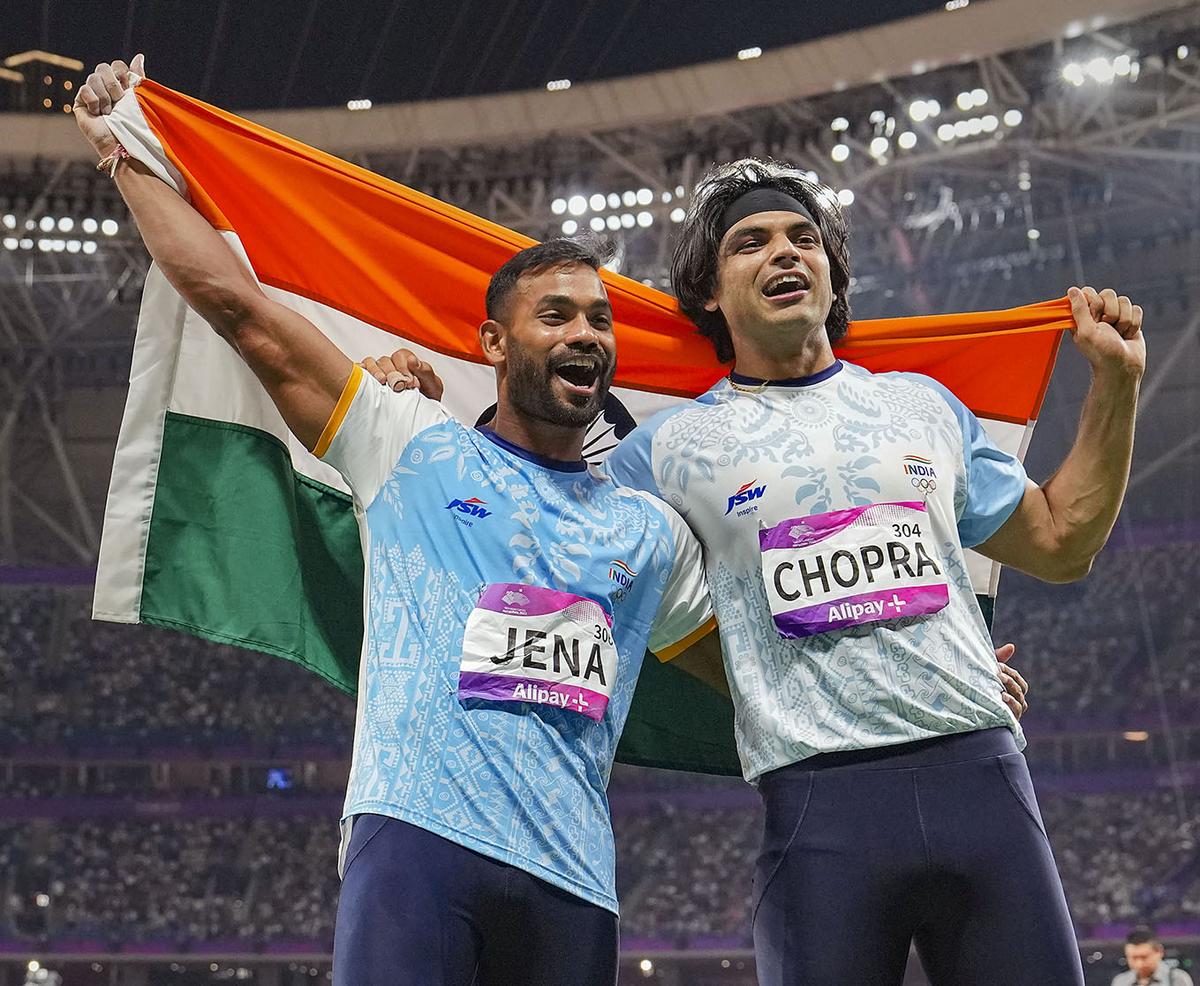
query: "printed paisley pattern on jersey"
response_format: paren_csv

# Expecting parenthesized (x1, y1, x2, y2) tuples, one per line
(342, 419, 683, 910)
(619, 363, 1025, 780)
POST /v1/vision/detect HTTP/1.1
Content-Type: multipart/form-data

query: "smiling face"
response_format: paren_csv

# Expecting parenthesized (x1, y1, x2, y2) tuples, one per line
(703, 210, 835, 362)
(487, 262, 617, 430)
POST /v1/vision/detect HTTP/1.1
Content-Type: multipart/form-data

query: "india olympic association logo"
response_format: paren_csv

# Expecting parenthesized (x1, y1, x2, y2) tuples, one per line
(902, 454, 938, 494)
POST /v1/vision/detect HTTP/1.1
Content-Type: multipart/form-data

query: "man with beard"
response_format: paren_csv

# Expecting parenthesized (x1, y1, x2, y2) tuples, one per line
(75, 59, 714, 986)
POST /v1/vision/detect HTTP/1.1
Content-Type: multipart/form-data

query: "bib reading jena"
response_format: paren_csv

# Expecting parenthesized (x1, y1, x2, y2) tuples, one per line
(605, 360, 1029, 783)
(318, 367, 713, 913)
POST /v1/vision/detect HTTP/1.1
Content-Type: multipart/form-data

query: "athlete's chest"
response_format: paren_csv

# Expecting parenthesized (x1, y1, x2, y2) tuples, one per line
(655, 381, 962, 535)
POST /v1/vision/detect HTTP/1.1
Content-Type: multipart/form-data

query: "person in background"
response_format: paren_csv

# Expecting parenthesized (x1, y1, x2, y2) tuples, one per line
(1113, 926, 1194, 986)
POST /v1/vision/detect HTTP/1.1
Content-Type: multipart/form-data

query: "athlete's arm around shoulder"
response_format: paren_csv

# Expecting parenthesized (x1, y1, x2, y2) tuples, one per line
(977, 287, 1144, 583)
(74, 56, 350, 452)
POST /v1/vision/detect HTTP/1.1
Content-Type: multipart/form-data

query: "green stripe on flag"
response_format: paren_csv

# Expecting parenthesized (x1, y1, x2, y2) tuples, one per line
(140, 411, 742, 774)
(141, 411, 364, 694)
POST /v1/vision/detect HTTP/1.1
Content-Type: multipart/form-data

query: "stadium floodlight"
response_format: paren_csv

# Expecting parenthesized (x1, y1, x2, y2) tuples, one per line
(967, 117, 984, 135)
(81, 217, 99, 233)
(82, 240, 97, 254)
(837, 189, 855, 206)
(606, 215, 621, 230)
(2, 237, 17, 250)
(2, 214, 14, 229)
(675, 185, 685, 197)
(670, 207, 686, 222)
(636, 188, 654, 206)
(981, 114, 999, 132)
(545, 79, 571, 91)
(868, 109, 886, 125)
(737, 47, 762, 60)
(550, 198, 567, 215)
(606, 193, 621, 209)
(639, 959, 654, 974)
(897, 131, 917, 149)
(1085, 57, 1115, 84)
(100, 219, 119, 236)
(39, 216, 55, 232)
(19, 238, 33, 250)
(1179, 45, 1190, 60)
(622, 190, 637, 207)
(869, 136, 889, 157)
(937, 123, 956, 142)
(953, 119, 971, 138)
(58, 217, 74, 233)
(1027, 228, 1040, 240)
(956, 91, 973, 111)
(51, 239, 65, 252)
(345, 99, 372, 111)
(971, 87, 988, 106)
(831, 143, 849, 163)
(945, 0, 969, 9)
(567, 195, 588, 217)
(661, 191, 672, 203)
(27, 962, 39, 972)
(589, 193, 606, 212)
(1003, 108, 1023, 126)
(908, 100, 930, 122)
(66, 239, 81, 253)
(620, 213, 635, 229)
(589, 217, 605, 232)
(636, 211, 653, 227)
(1062, 62, 1085, 86)
(1113, 54, 1132, 76)
(831, 117, 849, 132)
(37, 239, 51, 252)
(560, 219, 578, 235)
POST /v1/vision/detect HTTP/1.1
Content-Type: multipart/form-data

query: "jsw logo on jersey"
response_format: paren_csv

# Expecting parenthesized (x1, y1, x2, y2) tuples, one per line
(726, 480, 767, 516)
(446, 496, 492, 518)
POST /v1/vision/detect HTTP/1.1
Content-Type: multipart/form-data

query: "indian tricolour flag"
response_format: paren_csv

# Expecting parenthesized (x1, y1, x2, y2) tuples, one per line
(93, 79, 1072, 776)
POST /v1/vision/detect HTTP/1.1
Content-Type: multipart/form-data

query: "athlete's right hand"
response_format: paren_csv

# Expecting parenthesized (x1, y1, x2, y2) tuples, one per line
(361, 349, 444, 401)
(73, 54, 144, 159)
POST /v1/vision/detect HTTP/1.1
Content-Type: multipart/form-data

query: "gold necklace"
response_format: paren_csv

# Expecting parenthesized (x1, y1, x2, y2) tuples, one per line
(728, 375, 771, 394)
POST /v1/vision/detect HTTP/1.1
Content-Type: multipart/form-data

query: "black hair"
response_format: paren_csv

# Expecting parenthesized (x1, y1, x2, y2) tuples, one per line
(670, 158, 852, 363)
(1127, 926, 1161, 948)
(485, 235, 614, 322)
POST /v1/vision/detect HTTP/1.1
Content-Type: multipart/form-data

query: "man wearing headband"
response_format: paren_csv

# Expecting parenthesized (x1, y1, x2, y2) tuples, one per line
(601, 158, 1145, 985)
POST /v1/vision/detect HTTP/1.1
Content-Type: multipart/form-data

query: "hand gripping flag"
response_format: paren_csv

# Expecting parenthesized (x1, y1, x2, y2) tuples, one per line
(94, 80, 1072, 775)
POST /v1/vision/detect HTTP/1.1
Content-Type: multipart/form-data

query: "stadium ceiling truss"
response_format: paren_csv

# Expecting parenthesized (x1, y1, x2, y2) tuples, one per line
(0, 1, 1198, 565)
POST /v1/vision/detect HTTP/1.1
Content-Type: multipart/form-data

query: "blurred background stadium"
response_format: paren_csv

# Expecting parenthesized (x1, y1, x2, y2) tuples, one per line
(2, 0, 1199, 982)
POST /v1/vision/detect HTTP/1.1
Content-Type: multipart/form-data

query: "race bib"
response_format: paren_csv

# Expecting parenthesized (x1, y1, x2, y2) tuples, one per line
(457, 583, 616, 721)
(759, 501, 949, 639)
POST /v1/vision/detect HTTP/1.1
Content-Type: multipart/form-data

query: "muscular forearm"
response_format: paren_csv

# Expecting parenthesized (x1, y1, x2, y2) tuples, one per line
(113, 157, 263, 338)
(1040, 368, 1139, 571)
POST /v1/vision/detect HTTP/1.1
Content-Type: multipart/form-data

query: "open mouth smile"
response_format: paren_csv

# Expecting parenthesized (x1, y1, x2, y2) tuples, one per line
(761, 271, 811, 303)
(551, 354, 605, 395)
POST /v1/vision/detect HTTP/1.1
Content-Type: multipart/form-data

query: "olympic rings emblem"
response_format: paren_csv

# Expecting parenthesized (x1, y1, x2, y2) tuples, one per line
(910, 476, 938, 493)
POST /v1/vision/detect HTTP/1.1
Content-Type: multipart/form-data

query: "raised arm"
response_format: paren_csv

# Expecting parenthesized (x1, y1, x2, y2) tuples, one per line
(977, 285, 1145, 582)
(75, 56, 352, 451)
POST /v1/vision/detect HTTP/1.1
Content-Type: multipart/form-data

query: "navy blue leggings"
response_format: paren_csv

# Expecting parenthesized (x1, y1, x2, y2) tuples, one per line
(753, 728, 1084, 986)
(332, 815, 618, 986)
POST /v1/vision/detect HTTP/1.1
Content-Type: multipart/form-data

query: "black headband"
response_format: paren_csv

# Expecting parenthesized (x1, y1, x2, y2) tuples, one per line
(717, 187, 816, 240)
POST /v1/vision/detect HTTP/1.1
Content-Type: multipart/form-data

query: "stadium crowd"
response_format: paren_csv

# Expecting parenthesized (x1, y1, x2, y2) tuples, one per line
(1, 538, 1198, 949)
(1, 790, 1199, 948)
(1, 538, 1197, 752)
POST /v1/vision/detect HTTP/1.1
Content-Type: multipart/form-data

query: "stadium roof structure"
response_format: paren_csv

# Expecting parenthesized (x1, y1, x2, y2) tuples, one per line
(0, 0, 1198, 566)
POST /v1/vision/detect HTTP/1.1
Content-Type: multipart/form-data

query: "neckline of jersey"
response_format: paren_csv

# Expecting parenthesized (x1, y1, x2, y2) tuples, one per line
(729, 359, 844, 389)
(476, 426, 589, 473)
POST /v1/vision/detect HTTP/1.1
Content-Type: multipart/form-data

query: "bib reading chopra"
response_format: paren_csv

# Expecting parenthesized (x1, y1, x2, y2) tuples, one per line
(458, 583, 618, 721)
(759, 502, 950, 639)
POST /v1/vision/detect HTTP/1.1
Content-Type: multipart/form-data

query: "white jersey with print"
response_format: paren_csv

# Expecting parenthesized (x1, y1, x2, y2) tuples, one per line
(318, 366, 714, 912)
(605, 359, 1027, 782)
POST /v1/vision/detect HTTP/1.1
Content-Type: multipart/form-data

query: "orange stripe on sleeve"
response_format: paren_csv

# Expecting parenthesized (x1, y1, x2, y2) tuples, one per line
(312, 364, 363, 459)
(654, 615, 719, 663)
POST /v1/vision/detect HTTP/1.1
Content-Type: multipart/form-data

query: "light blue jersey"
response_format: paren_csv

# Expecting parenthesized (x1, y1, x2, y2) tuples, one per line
(605, 360, 1028, 782)
(318, 366, 713, 912)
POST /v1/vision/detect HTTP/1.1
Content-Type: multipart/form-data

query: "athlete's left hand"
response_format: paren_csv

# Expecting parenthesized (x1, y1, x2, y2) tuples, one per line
(361, 348, 444, 400)
(995, 643, 1028, 719)
(1067, 286, 1145, 380)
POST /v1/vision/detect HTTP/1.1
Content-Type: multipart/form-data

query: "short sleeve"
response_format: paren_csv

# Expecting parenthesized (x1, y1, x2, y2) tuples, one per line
(914, 374, 1029, 548)
(638, 494, 716, 661)
(315, 364, 449, 507)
